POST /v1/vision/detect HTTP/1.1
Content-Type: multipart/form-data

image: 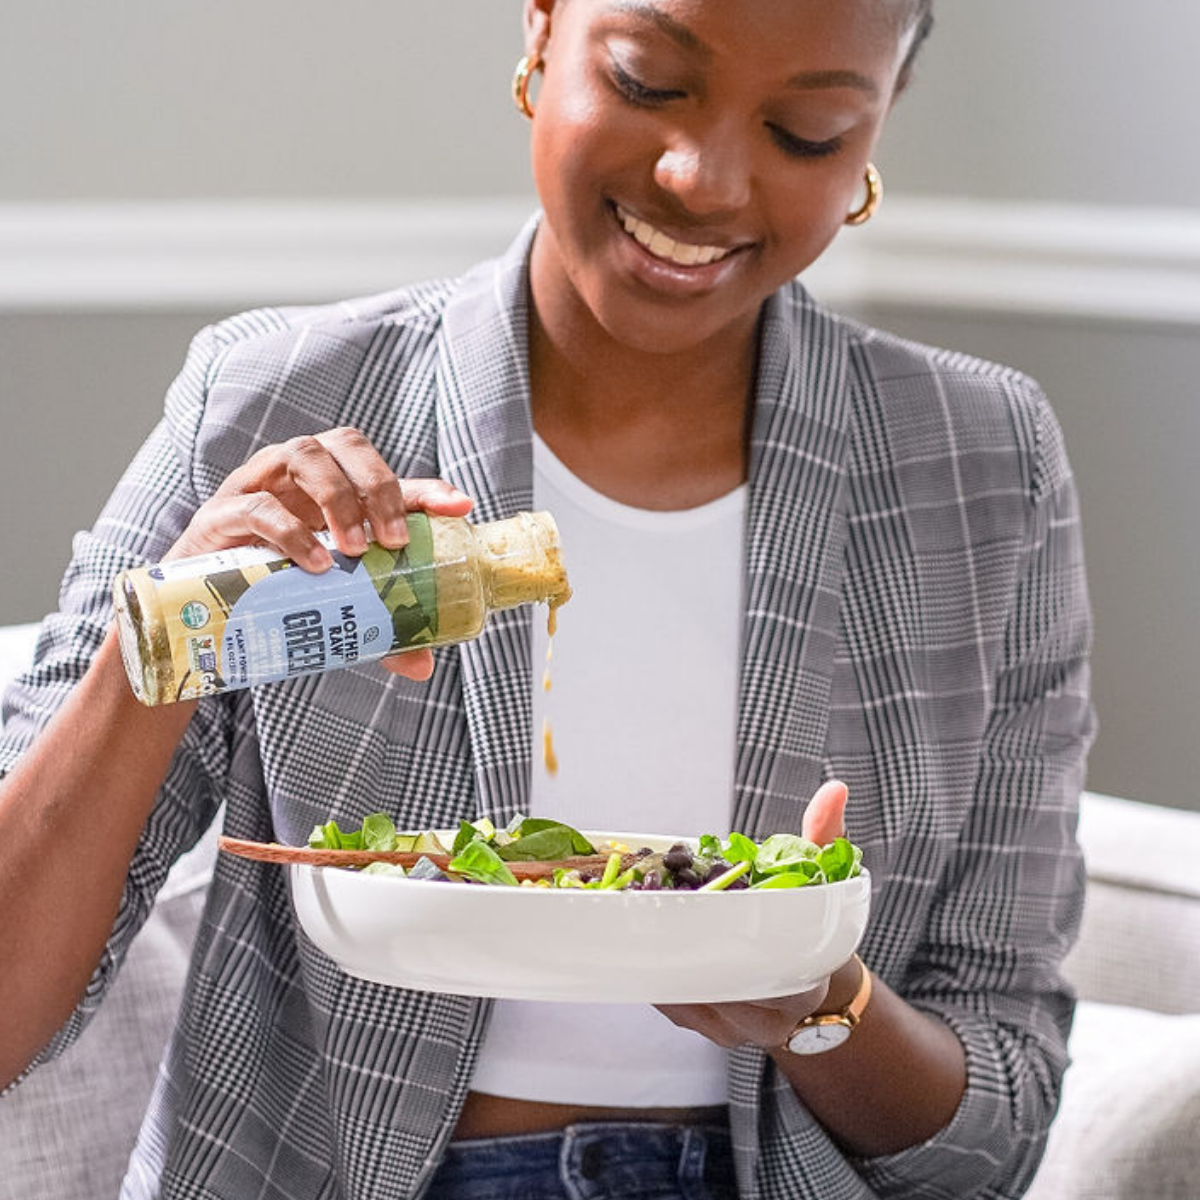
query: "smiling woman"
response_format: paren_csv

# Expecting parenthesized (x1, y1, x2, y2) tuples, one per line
(0, 2, 1095, 1199)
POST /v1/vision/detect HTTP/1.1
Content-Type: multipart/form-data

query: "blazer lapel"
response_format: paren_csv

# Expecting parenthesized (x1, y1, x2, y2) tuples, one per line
(727, 285, 856, 1198)
(733, 285, 854, 838)
(434, 219, 539, 827)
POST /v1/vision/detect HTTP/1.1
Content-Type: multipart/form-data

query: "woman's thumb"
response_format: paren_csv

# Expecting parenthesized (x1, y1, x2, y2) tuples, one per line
(801, 779, 849, 845)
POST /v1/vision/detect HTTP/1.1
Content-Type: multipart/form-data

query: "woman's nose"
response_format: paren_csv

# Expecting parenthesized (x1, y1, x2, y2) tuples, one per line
(652, 123, 753, 217)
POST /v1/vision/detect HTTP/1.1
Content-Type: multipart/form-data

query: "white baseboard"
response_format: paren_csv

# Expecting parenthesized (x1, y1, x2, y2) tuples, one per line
(3, 195, 1199, 326)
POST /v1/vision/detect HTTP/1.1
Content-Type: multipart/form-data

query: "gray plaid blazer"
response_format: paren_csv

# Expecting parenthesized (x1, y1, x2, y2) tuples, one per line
(1, 218, 1094, 1199)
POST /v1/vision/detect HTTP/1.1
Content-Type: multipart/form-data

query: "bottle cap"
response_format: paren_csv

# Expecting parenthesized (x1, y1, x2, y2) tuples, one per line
(112, 569, 175, 706)
(477, 511, 572, 613)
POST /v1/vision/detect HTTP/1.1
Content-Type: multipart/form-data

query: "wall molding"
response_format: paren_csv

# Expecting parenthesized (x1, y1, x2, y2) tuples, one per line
(807, 197, 1200, 327)
(3, 196, 1199, 326)
(0, 199, 537, 312)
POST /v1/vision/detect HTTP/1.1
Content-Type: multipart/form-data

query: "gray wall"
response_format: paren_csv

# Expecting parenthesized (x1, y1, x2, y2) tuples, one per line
(1, 1, 533, 202)
(2, 3, 1197, 810)
(7, 0, 1197, 208)
(879, 0, 1200, 207)
(0, 311, 226, 619)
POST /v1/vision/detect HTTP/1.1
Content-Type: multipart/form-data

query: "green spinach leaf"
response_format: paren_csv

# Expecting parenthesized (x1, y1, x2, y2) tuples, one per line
(452, 819, 484, 855)
(308, 820, 362, 850)
(505, 818, 595, 855)
(496, 825, 596, 862)
(360, 813, 399, 852)
(817, 837, 863, 882)
(754, 833, 821, 876)
(448, 839, 519, 887)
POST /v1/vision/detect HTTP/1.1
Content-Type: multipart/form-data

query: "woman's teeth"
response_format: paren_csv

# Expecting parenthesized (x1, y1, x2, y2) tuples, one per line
(616, 206, 732, 267)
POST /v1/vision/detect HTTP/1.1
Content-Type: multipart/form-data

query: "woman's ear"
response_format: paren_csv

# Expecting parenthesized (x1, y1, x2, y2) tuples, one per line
(522, 0, 555, 57)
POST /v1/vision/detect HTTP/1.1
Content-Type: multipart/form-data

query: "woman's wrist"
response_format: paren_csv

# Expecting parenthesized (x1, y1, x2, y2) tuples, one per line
(820, 955, 868, 1014)
(768, 968, 967, 1157)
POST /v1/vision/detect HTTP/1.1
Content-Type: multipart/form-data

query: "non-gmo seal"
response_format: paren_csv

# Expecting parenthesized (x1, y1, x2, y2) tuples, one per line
(180, 600, 210, 630)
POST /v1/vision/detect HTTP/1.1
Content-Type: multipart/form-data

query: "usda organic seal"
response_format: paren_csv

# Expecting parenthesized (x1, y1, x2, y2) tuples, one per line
(180, 601, 210, 629)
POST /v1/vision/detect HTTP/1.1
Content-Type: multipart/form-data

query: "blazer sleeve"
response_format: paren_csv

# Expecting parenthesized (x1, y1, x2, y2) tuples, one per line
(0, 326, 237, 1086)
(849, 393, 1096, 1198)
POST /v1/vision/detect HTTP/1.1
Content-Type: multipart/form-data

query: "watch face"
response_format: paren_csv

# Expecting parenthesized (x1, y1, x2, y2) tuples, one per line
(786, 1020, 852, 1055)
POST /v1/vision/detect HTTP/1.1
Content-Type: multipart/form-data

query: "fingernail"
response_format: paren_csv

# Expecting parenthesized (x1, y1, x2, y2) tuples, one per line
(346, 526, 368, 552)
(384, 517, 408, 548)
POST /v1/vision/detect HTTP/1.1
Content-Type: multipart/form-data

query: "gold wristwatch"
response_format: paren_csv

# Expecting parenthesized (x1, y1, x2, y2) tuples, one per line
(782, 955, 872, 1055)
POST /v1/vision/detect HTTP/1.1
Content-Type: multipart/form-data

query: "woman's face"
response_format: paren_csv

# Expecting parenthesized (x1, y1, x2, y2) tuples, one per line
(525, 0, 915, 357)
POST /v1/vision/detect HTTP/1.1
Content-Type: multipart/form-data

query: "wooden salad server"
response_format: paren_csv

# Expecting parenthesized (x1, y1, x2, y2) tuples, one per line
(217, 835, 637, 881)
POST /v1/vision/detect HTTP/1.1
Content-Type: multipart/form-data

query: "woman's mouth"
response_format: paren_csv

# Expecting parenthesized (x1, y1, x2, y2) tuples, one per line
(613, 203, 743, 268)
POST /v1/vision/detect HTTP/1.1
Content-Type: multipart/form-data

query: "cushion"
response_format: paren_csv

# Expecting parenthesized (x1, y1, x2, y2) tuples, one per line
(0, 619, 216, 1198)
(1026, 1001, 1200, 1200)
(1065, 793, 1200, 1013)
(0, 854, 211, 1200)
(1064, 882, 1200, 1014)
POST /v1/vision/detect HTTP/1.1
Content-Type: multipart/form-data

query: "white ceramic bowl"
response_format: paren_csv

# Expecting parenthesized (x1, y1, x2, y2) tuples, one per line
(289, 831, 871, 1003)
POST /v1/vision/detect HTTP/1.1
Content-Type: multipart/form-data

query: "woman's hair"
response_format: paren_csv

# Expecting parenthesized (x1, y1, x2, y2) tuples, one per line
(898, 0, 935, 87)
(545, 1, 935, 87)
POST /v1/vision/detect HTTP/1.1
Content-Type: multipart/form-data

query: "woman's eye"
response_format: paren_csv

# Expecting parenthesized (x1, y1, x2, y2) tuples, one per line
(768, 124, 843, 160)
(610, 60, 684, 107)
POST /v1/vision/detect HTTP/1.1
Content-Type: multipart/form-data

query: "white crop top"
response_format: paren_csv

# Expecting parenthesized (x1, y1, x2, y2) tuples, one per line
(467, 435, 746, 1107)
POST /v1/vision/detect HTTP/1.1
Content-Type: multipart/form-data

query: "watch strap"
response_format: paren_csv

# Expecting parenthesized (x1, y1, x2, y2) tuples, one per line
(842, 953, 872, 1026)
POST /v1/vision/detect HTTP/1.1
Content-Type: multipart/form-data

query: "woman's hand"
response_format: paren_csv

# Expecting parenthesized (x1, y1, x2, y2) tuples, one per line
(165, 426, 474, 681)
(655, 779, 854, 1049)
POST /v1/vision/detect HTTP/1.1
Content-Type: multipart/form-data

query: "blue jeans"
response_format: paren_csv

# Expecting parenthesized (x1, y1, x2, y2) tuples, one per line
(428, 1121, 738, 1200)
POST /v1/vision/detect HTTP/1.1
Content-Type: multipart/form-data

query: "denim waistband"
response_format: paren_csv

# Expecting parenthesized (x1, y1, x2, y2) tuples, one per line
(431, 1120, 736, 1200)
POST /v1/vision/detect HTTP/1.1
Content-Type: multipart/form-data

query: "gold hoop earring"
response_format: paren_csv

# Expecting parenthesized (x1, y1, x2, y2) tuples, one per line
(512, 52, 542, 120)
(845, 164, 883, 227)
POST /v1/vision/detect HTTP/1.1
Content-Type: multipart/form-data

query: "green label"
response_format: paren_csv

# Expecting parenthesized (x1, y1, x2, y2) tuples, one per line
(360, 512, 439, 649)
(179, 600, 210, 629)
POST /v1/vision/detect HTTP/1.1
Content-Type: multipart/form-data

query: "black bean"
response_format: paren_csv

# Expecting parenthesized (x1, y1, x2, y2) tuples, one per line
(663, 844, 693, 873)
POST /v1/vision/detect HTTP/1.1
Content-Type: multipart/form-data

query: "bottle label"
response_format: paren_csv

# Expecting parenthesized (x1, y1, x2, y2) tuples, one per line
(134, 515, 439, 700)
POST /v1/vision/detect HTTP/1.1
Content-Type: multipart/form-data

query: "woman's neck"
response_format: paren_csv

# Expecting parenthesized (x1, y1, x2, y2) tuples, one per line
(527, 290, 760, 511)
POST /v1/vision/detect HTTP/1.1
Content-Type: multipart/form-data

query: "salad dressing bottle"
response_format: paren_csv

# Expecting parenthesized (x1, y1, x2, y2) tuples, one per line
(113, 511, 571, 706)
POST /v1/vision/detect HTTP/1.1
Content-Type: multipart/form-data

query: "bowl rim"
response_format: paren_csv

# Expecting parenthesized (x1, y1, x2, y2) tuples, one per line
(290, 860, 871, 899)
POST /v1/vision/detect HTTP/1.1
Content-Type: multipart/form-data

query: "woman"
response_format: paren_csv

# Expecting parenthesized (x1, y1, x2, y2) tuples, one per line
(0, 1, 1093, 1197)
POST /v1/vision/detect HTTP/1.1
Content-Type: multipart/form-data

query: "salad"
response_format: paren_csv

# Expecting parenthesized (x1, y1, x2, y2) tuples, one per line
(308, 813, 864, 891)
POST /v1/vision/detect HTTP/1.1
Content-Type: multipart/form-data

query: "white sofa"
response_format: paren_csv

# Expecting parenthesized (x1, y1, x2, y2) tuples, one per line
(1, 622, 1198, 1199)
